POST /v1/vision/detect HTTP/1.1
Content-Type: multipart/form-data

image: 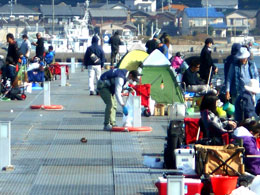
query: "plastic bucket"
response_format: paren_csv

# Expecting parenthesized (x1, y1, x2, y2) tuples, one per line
(223, 102, 235, 115)
(210, 175, 238, 195)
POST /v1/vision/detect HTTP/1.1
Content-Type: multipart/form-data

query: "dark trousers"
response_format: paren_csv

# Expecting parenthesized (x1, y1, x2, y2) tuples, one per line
(110, 50, 118, 66)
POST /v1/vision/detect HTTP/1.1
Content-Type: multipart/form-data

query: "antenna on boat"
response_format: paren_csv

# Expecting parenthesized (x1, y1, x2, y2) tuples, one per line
(52, 0, 55, 35)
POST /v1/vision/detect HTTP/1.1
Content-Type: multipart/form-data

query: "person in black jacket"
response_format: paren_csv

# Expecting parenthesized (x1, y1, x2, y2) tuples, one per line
(84, 35, 105, 95)
(32, 32, 45, 60)
(199, 38, 218, 83)
(6, 33, 20, 64)
(109, 31, 123, 68)
(145, 34, 160, 54)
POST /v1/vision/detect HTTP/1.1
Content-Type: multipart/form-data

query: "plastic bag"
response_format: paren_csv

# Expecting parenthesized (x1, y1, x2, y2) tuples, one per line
(250, 175, 260, 194)
(143, 156, 163, 168)
(231, 186, 256, 195)
(122, 93, 134, 127)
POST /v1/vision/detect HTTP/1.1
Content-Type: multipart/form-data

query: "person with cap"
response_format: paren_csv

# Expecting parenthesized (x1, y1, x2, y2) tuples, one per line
(199, 38, 218, 83)
(182, 56, 217, 94)
(97, 68, 141, 131)
(226, 47, 259, 104)
(235, 79, 260, 123)
(109, 31, 123, 68)
(84, 35, 105, 95)
(145, 34, 160, 54)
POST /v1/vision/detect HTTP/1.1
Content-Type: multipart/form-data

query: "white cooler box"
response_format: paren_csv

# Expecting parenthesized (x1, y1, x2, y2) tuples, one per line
(174, 148, 195, 175)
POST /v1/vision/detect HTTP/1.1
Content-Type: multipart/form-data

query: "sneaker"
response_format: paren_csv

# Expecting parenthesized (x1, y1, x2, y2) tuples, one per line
(90, 91, 94, 95)
(103, 124, 112, 131)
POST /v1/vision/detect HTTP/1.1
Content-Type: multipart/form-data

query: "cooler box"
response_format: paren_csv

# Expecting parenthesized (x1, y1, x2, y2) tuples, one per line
(174, 148, 195, 174)
(155, 177, 203, 195)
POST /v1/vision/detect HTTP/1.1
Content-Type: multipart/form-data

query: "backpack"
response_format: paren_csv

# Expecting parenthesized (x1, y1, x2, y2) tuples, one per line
(164, 120, 184, 169)
(90, 52, 101, 65)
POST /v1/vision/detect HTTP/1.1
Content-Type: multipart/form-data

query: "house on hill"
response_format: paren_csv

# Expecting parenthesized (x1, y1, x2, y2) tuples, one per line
(40, 3, 84, 35)
(89, 9, 128, 34)
(225, 10, 258, 36)
(0, 3, 40, 41)
(162, 4, 188, 12)
(182, 7, 226, 37)
(125, 0, 156, 12)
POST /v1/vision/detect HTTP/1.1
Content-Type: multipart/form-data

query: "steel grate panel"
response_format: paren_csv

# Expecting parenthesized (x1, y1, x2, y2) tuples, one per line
(45, 145, 111, 158)
(61, 118, 103, 125)
(30, 184, 114, 195)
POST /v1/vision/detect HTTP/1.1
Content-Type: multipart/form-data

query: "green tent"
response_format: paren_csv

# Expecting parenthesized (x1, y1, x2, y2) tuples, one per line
(118, 50, 148, 71)
(141, 49, 184, 104)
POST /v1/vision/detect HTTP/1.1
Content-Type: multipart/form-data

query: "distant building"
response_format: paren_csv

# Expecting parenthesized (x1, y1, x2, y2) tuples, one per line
(182, 7, 226, 37)
(130, 10, 155, 36)
(256, 10, 260, 30)
(201, 0, 238, 11)
(125, 0, 156, 12)
(40, 3, 84, 35)
(0, 3, 40, 41)
(225, 10, 258, 36)
(89, 9, 128, 34)
(156, 11, 178, 36)
(162, 4, 188, 12)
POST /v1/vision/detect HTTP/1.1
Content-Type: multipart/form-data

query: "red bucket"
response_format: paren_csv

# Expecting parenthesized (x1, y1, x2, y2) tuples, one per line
(211, 175, 238, 195)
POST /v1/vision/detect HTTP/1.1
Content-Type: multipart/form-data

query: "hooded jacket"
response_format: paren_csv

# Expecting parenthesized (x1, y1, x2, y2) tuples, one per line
(84, 36, 105, 67)
(224, 43, 241, 83)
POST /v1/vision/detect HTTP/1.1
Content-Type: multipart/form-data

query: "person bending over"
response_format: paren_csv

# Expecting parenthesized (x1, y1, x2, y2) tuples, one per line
(97, 69, 141, 131)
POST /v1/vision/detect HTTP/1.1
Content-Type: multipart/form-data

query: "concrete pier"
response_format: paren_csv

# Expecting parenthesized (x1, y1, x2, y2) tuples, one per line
(0, 67, 168, 194)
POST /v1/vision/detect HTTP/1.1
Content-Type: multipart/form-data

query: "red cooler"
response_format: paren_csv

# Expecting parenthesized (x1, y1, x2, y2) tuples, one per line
(155, 177, 203, 195)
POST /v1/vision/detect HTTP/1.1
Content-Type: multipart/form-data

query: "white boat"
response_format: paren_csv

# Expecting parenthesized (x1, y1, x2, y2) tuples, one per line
(47, 0, 92, 53)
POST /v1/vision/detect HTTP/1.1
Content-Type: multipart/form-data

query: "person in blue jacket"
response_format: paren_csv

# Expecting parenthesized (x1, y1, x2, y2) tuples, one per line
(84, 35, 105, 95)
(226, 47, 259, 104)
(45, 46, 55, 65)
(235, 79, 260, 123)
(97, 68, 141, 131)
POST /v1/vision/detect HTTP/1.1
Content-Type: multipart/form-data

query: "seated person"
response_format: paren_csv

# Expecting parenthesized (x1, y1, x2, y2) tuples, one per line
(234, 119, 260, 175)
(200, 93, 237, 145)
(235, 79, 260, 123)
(2, 56, 17, 85)
(171, 52, 183, 71)
(27, 58, 44, 84)
(45, 46, 55, 65)
(182, 57, 216, 94)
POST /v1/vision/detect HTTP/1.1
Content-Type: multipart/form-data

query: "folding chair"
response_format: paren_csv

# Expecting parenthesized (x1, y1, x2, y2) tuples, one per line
(184, 118, 203, 145)
(195, 144, 245, 176)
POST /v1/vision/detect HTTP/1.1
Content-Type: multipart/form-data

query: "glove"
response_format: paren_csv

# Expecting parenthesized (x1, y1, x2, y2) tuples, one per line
(123, 106, 128, 116)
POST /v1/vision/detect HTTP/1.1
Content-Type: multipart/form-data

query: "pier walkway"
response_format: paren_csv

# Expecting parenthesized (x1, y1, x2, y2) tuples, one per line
(0, 67, 169, 195)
